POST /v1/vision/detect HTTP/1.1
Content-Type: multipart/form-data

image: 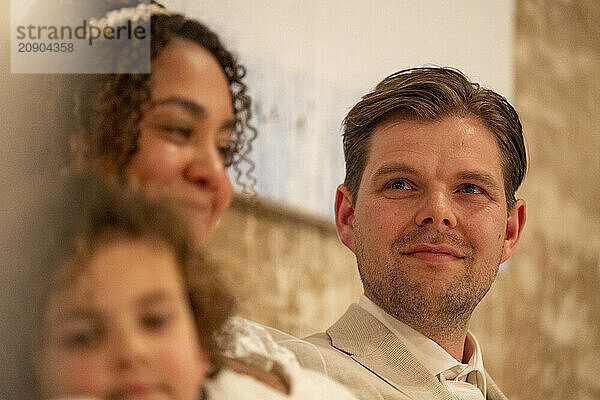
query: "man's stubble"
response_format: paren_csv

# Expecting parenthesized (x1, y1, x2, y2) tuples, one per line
(355, 224, 502, 337)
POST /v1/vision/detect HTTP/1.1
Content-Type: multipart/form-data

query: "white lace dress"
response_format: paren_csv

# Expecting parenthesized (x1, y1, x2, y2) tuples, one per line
(204, 366, 358, 399)
(210, 316, 358, 399)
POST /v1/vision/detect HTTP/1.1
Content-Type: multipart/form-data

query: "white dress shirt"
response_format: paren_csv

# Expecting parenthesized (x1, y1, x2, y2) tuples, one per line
(358, 295, 487, 399)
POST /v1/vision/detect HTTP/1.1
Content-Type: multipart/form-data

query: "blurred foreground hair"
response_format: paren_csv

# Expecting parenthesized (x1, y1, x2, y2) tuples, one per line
(3, 172, 233, 399)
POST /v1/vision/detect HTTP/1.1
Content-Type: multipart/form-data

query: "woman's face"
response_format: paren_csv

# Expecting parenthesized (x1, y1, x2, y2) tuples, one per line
(127, 38, 234, 246)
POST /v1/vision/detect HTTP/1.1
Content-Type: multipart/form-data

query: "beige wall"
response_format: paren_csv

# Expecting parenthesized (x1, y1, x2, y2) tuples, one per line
(207, 195, 362, 336)
(208, 1, 600, 399)
(174, 0, 515, 217)
(470, 1, 600, 399)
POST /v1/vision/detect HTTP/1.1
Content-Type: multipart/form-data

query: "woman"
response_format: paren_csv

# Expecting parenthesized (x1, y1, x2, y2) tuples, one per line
(63, 2, 356, 399)
(69, 2, 255, 246)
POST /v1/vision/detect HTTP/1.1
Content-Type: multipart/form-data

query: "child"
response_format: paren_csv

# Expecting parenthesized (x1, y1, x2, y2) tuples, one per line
(16, 174, 230, 400)
(13, 174, 357, 400)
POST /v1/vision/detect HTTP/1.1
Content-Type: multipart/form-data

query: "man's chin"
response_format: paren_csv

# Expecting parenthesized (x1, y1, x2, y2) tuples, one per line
(369, 278, 467, 311)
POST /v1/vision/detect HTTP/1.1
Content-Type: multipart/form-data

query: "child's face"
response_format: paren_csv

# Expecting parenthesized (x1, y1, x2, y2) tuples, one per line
(37, 237, 208, 400)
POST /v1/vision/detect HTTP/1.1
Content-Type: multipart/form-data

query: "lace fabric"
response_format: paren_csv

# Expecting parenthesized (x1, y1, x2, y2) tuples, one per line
(217, 316, 301, 372)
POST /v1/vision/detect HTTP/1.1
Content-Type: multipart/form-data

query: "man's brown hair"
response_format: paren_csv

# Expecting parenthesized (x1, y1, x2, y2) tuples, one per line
(342, 67, 526, 209)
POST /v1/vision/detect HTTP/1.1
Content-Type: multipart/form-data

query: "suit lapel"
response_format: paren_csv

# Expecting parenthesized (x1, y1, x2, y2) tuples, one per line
(327, 304, 457, 400)
(485, 373, 509, 400)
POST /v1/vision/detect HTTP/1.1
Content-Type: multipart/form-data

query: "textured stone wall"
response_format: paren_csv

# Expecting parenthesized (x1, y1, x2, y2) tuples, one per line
(469, 1, 600, 399)
(208, 1, 599, 399)
(207, 196, 362, 336)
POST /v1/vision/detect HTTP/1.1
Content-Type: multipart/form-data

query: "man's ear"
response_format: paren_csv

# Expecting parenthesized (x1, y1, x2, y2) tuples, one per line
(500, 198, 526, 263)
(334, 184, 356, 253)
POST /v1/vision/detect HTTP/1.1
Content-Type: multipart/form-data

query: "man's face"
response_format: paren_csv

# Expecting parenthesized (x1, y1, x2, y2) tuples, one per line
(335, 115, 525, 332)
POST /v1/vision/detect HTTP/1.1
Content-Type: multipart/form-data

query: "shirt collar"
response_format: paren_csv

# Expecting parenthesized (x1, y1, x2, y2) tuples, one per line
(358, 295, 486, 394)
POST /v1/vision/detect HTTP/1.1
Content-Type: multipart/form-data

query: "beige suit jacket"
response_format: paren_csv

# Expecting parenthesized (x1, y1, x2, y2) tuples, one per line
(275, 304, 509, 400)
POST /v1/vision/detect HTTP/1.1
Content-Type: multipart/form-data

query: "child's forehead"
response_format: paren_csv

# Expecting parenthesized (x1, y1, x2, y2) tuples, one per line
(45, 235, 184, 312)
(52, 233, 175, 283)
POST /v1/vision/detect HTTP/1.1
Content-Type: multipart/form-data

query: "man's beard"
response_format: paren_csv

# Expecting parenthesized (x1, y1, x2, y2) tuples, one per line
(356, 226, 501, 336)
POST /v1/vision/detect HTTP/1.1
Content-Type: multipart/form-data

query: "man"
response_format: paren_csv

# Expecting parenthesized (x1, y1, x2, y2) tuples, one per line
(280, 67, 526, 399)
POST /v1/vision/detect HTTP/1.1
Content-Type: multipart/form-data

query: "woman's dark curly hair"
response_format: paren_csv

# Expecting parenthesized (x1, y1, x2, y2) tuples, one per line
(71, 5, 256, 191)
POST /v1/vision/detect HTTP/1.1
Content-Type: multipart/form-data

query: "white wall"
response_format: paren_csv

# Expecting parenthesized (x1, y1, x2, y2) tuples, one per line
(163, 0, 515, 217)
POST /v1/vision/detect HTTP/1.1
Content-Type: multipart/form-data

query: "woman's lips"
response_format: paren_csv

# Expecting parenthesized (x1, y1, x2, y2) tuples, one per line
(178, 199, 211, 218)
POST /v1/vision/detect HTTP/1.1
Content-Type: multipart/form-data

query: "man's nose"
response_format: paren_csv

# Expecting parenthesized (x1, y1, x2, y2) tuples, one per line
(414, 190, 457, 230)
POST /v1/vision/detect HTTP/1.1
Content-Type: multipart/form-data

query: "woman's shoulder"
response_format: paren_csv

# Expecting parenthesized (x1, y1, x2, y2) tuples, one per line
(277, 362, 359, 399)
(215, 317, 358, 399)
(205, 363, 358, 400)
(204, 367, 290, 399)
(217, 316, 300, 371)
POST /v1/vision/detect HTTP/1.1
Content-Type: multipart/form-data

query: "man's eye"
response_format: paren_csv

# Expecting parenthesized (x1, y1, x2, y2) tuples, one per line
(386, 179, 412, 190)
(459, 183, 484, 194)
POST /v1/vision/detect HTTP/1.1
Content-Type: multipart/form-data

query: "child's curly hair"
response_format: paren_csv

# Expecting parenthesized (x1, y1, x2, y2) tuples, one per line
(20, 173, 235, 397)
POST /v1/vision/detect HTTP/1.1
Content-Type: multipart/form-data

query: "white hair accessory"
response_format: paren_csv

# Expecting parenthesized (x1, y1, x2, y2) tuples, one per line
(90, 2, 172, 29)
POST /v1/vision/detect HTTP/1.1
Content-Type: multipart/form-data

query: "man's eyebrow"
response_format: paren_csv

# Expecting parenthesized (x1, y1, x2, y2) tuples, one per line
(151, 96, 206, 117)
(372, 162, 420, 180)
(456, 170, 503, 191)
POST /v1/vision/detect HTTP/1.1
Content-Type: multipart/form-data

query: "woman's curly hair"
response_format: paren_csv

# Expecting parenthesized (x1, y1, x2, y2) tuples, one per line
(70, 7, 256, 192)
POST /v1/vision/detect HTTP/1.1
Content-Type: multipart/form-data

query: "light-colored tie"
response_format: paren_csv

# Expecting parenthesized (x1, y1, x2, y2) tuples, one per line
(440, 367, 485, 400)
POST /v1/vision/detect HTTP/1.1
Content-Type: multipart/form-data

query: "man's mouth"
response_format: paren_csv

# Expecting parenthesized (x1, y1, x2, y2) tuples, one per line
(401, 244, 465, 263)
